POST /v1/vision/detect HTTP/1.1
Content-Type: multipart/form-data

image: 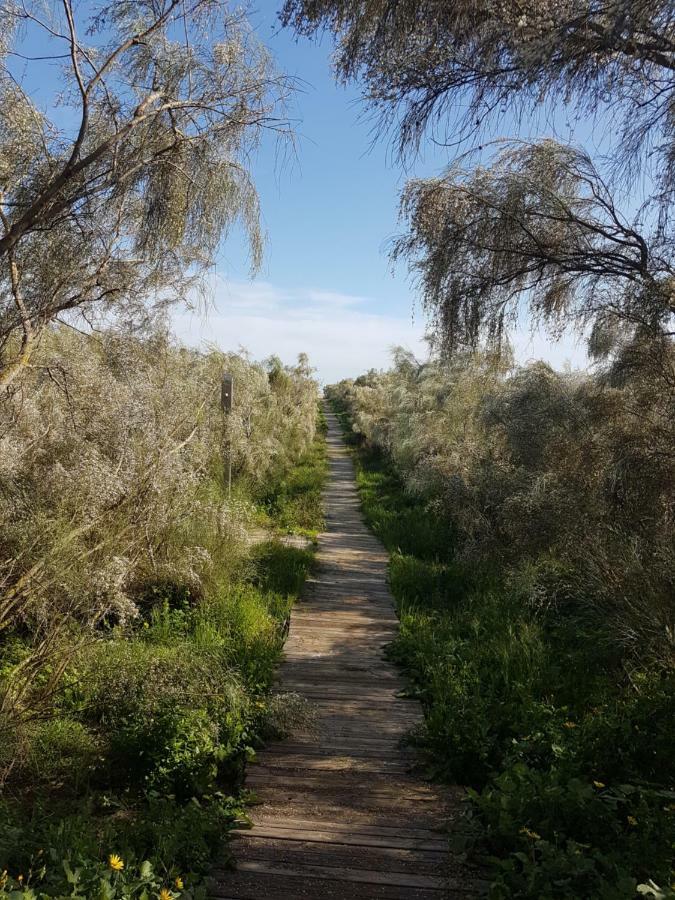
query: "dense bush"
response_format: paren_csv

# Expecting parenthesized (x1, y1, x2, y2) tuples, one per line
(0, 324, 324, 895)
(328, 339, 675, 898)
(329, 339, 675, 667)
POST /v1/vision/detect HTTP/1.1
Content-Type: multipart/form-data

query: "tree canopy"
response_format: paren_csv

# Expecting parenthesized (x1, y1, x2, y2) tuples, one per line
(281, 0, 674, 181)
(393, 140, 675, 353)
(283, 0, 675, 353)
(0, 0, 291, 391)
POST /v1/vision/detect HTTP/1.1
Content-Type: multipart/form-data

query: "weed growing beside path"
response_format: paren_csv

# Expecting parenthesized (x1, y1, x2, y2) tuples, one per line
(257, 406, 329, 541)
(330, 398, 675, 900)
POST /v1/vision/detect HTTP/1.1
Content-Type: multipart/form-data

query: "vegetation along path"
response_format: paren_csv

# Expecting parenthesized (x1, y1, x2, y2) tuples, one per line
(214, 405, 472, 900)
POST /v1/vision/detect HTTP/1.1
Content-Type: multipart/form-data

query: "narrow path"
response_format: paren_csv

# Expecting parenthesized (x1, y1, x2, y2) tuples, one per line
(214, 406, 470, 899)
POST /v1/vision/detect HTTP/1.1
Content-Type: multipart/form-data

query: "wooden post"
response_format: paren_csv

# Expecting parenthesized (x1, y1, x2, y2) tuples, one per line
(221, 373, 233, 499)
(221, 373, 233, 413)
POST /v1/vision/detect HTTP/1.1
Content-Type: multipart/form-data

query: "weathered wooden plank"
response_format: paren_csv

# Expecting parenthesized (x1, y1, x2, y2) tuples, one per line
(249, 756, 410, 774)
(277, 673, 404, 687)
(247, 815, 450, 840)
(245, 796, 448, 829)
(235, 838, 448, 874)
(233, 823, 448, 851)
(230, 860, 448, 890)
(211, 873, 456, 900)
(290, 612, 398, 625)
(258, 745, 410, 762)
(247, 773, 444, 797)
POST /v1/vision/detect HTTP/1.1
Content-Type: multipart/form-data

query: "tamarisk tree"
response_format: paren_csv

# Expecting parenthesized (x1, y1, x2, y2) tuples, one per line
(281, 0, 674, 180)
(0, 0, 291, 391)
(393, 140, 675, 353)
(283, 0, 675, 353)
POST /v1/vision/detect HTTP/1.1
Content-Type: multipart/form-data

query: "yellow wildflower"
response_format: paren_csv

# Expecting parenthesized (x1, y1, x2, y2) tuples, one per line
(108, 854, 124, 872)
(159, 889, 173, 900)
(593, 780, 606, 789)
(519, 826, 541, 840)
(563, 721, 577, 729)
(18, 875, 24, 884)
(175, 877, 184, 890)
(627, 816, 638, 826)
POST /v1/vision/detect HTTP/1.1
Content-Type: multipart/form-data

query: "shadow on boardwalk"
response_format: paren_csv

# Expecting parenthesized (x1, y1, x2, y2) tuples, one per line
(213, 405, 475, 900)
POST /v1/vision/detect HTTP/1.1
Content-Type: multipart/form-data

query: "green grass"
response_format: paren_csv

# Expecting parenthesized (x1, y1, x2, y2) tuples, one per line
(257, 411, 328, 539)
(0, 430, 328, 899)
(332, 400, 675, 900)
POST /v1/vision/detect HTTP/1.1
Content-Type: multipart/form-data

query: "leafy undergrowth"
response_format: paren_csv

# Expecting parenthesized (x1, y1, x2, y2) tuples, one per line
(332, 403, 675, 900)
(256, 406, 328, 539)
(0, 434, 326, 899)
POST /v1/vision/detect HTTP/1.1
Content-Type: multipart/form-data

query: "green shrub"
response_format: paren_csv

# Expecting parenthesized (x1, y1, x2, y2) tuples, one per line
(0, 794, 243, 898)
(249, 543, 315, 598)
(23, 719, 100, 787)
(131, 579, 201, 618)
(472, 766, 675, 899)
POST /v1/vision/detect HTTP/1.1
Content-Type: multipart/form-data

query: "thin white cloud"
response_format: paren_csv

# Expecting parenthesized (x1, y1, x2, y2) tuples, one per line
(305, 289, 367, 308)
(173, 279, 428, 383)
(173, 279, 588, 384)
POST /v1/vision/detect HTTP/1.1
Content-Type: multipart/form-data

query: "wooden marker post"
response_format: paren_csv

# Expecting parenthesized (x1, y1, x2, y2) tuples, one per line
(221, 373, 233, 499)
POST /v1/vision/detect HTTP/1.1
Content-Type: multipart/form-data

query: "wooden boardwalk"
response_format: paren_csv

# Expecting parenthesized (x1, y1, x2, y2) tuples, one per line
(214, 406, 470, 899)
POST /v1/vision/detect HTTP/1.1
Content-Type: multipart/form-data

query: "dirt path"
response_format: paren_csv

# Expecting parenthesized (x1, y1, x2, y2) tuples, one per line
(213, 406, 471, 899)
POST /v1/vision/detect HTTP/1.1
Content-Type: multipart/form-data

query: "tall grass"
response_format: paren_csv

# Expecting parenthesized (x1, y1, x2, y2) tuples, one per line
(256, 408, 328, 538)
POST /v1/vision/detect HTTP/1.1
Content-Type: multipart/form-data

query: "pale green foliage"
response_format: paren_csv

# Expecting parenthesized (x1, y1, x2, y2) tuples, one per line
(222, 351, 318, 485)
(329, 340, 675, 667)
(0, 325, 318, 751)
(281, 0, 674, 191)
(0, 0, 291, 389)
(394, 141, 675, 353)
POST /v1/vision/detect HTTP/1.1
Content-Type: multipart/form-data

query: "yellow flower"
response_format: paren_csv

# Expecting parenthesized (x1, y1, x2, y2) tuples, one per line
(175, 877, 184, 890)
(627, 816, 638, 826)
(593, 780, 606, 789)
(519, 826, 541, 840)
(563, 721, 577, 729)
(108, 854, 124, 872)
(159, 889, 173, 900)
(18, 875, 24, 884)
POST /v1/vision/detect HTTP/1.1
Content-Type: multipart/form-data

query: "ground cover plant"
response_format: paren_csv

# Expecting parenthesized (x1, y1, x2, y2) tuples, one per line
(327, 348, 675, 900)
(0, 325, 325, 898)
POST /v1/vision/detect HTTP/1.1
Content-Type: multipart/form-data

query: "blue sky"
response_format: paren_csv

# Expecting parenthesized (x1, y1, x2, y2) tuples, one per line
(12, 2, 591, 382)
(174, 4, 591, 381)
